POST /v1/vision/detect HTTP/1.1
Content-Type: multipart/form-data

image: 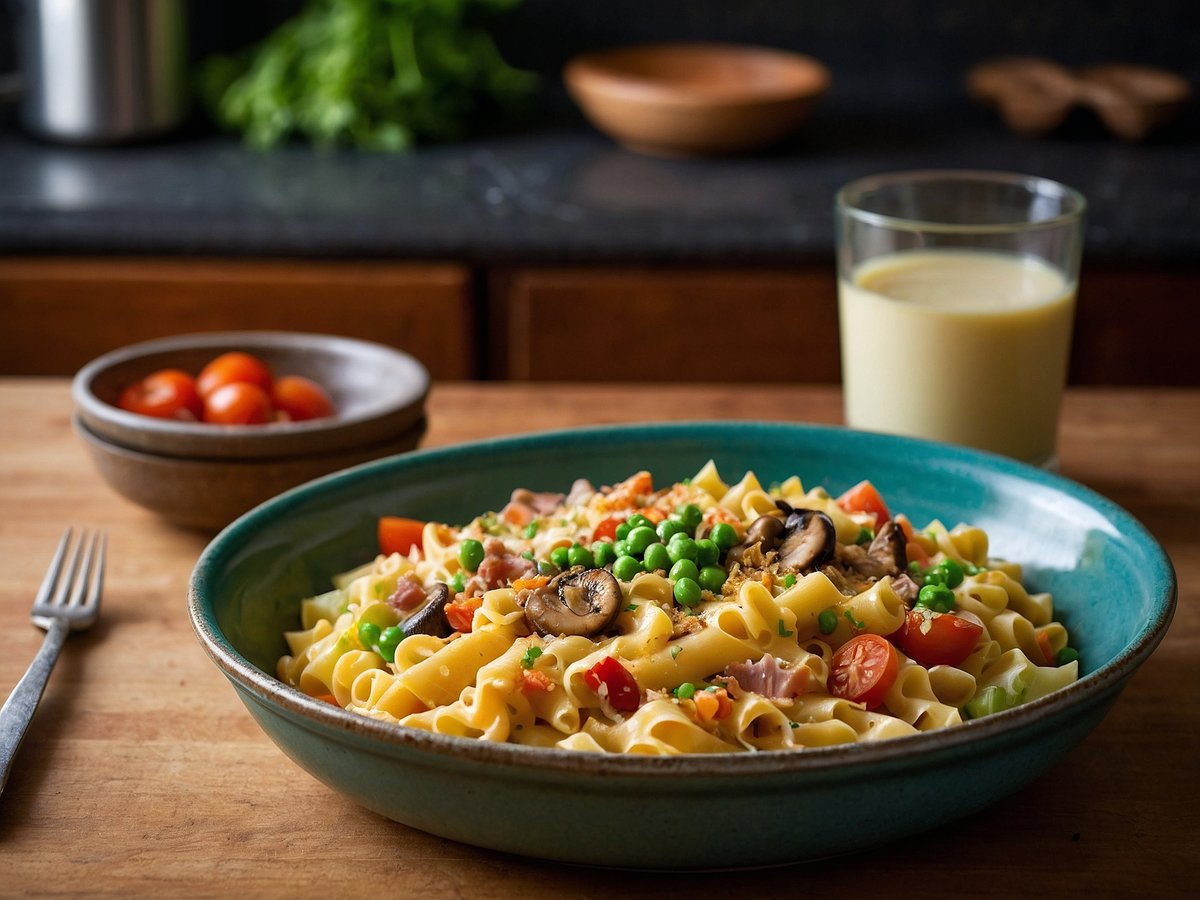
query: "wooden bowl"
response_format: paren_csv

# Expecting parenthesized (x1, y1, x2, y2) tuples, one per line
(564, 43, 831, 157)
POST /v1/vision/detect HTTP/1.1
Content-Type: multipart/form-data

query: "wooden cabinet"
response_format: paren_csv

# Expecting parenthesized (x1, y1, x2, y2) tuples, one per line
(486, 266, 841, 382)
(0, 258, 475, 379)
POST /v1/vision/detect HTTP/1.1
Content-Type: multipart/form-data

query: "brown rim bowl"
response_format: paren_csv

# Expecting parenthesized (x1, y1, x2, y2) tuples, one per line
(564, 43, 831, 157)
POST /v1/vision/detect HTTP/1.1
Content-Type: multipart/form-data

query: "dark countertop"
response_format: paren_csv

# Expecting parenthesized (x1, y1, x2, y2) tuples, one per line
(1, 97, 1198, 267)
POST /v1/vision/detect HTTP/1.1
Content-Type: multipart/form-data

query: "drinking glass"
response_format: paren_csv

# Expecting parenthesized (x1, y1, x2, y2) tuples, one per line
(836, 170, 1086, 468)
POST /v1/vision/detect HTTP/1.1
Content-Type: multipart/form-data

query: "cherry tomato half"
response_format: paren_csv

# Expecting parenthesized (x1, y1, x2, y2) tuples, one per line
(202, 382, 273, 425)
(893, 609, 984, 668)
(828, 634, 899, 709)
(592, 514, 626, 544)
(378, 517, 426, 556)
(196, 351, 273, 398)
(583, 656, 641, 711)
(271, 375, 336, 421)
(117, 369, 203, 420)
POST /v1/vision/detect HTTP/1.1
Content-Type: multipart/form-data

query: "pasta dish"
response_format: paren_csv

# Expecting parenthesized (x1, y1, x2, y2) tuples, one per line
(278, 463, 1079, 754)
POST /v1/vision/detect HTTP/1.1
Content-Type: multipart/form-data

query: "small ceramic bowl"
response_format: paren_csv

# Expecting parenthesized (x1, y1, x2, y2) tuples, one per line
(72, 331, 431, 530)
(188, 422, 1175, 868)
(564, 43, 831, 157)
(73, 331, 429, 460)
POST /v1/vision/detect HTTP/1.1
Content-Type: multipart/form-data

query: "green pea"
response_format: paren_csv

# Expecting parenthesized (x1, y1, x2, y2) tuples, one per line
(675, 503, 703, 532)
(673, 576, 702, 608)
(694, 538, 719, 567)
(673, 682, 697, 700)
(458, 539, 485, 573)
(536, 560, 558, 577)
(669, 559, 700, 583)
(357, 621, 382, 649)
(708, 522, 737, 550)
(783, 574, 797, 588)
(567, 544, 595, 568)
(936, 558, 965, 588)
(667, 535, 698, 563)
(656, 519, 685, 543)
(550, 546, 570, 569)
(627, 525, 658, 555)
(377, 625, 404, 663)
(613, 539, 630, 557)
(615, 522, 632, 541)
(1055, 647, 1080, 666)
(817, 608, 838, 635)
(908, 560, 924, 576)
(698, 565, 727, 593)
(523, 522, 539, 539)
(627, 514, 652, 531)
(916, 583, 956, 613)
(592, 541, 616, 567)
(643, 542, 671, 573)
(449, 572, 466, 594)
(612, 555, 644, 581)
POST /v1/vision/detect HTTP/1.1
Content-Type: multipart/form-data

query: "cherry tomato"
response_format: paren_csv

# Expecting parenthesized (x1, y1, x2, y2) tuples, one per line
(837, 480, 891, 527)
(271, 375, 336, 422)
(378, 517, 426, 556)
(202, 382, 273, 425)
(583, 656, 641, 711)
(196, 351, 273, 398)
(828, 634, 899, 709)
(117, 368, 203, 420)
(893, 609, 983, 668)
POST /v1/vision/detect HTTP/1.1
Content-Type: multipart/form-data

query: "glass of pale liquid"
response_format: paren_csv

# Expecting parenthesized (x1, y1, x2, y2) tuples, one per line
(836, 170, 1086, 468)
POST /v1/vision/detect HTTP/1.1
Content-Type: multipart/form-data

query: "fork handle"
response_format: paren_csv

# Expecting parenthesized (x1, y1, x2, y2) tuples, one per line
(0, 619, 70, 799)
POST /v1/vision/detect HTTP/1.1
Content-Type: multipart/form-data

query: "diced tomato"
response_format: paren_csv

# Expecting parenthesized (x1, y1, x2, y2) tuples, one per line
(519, 669, 554, 695)
(583, 656, 641, 711)
(828, 634, 899, 709)
(444, 597, 483, 633)
(893, 609, 984, 668)
(592, 514, 626, 543)
(837, 480, 891, 527)
(378, 517, 426, 556)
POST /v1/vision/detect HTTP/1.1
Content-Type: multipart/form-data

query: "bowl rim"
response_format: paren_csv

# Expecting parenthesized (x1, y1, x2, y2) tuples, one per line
(72, 331, 430, 445)
(188, 420, 1177, 778)
(564, 42, 832, 108)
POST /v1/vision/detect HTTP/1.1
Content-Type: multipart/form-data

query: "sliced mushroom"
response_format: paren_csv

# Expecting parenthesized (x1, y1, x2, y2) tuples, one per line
(524, 568, 623, 637)
(402, 582, 452, 637)
(861, 520, 908, 578)
(777, 510, 836, 571)
(726, 513, 786, 565)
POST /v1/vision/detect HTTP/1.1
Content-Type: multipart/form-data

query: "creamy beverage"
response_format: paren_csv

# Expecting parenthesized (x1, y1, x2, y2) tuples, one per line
(839, 249, 1075, 465)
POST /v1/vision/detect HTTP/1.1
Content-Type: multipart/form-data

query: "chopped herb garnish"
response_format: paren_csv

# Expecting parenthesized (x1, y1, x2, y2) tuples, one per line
(681, 477, 691, 485)
(844, 609, 867, 630)
(670, 645, 682, 660)
(789, 722, 800, 729)
(625, 603, 637, 613)
(374, 582, 386, 597)
(856, 527, 874, 545)
(520, 646, 543, 669)
(783, 574, 796, 588)
(777, 619, 794, 638)
(523, 522, 539, 539)
(521, 550, 534, 561)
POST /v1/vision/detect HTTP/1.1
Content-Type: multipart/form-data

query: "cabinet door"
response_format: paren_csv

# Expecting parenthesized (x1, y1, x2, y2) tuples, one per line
(488, 267, 840, 382)
(0, 258, 475, 378)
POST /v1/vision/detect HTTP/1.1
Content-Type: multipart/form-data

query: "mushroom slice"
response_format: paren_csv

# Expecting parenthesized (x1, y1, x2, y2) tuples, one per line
(726, 513, 786, 565)
(402, 582, 452, 637)
(862, 520, 908, 578)
(778, 510, 837, 571)
(525, 568, 623, 637)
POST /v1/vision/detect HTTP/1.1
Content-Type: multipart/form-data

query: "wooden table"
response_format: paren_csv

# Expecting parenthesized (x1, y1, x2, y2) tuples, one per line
(2, 379, 1197, 897)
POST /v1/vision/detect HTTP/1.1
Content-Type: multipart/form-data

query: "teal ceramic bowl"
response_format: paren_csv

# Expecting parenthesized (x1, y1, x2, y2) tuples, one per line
(188, 422, 1176, 869)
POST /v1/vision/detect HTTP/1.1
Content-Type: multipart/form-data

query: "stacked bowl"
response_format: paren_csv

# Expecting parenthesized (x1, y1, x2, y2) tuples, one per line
(72, 332, 430, 531)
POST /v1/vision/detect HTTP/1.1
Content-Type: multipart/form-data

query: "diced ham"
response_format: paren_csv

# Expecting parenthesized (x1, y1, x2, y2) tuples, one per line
(723, 654, 809, 702)
(387, 574, 428, 612)
(510, 488, 565, 516)
(465, 538, 535, 597)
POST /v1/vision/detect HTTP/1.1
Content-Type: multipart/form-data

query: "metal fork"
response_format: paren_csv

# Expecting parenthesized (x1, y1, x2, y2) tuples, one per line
(0, 529, 105, 799)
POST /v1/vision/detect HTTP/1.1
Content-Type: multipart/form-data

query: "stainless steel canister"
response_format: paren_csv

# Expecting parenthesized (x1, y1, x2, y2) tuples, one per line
(16, 0, 188, 143)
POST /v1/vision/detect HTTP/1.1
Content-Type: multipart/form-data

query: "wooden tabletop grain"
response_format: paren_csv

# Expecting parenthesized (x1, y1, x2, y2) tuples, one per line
(1, 379, 1196, 898)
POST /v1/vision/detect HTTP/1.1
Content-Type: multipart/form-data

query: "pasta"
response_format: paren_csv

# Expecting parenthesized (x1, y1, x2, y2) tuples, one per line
(277, 464, 1080, 754)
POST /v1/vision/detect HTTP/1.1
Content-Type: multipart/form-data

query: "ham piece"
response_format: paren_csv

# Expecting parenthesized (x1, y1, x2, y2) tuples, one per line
(723, 654, 809, 702)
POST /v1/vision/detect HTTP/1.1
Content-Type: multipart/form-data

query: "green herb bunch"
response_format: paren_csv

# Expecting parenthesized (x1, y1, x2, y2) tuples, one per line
(200, 0, 537, 151)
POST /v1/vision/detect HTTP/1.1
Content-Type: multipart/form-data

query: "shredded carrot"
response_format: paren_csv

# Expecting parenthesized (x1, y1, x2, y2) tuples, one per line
(312, 693, 340, 707)
(512, 575, 550, 592)
(761, 573, 774, 590)
(445, 596, 484, 633)
(694, 687, 733, 723)
(1036, 630, 1056, 666)
(702, 506, 743, 533)
(519, 670, 554, 694)
(637, 506, 668, 524)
